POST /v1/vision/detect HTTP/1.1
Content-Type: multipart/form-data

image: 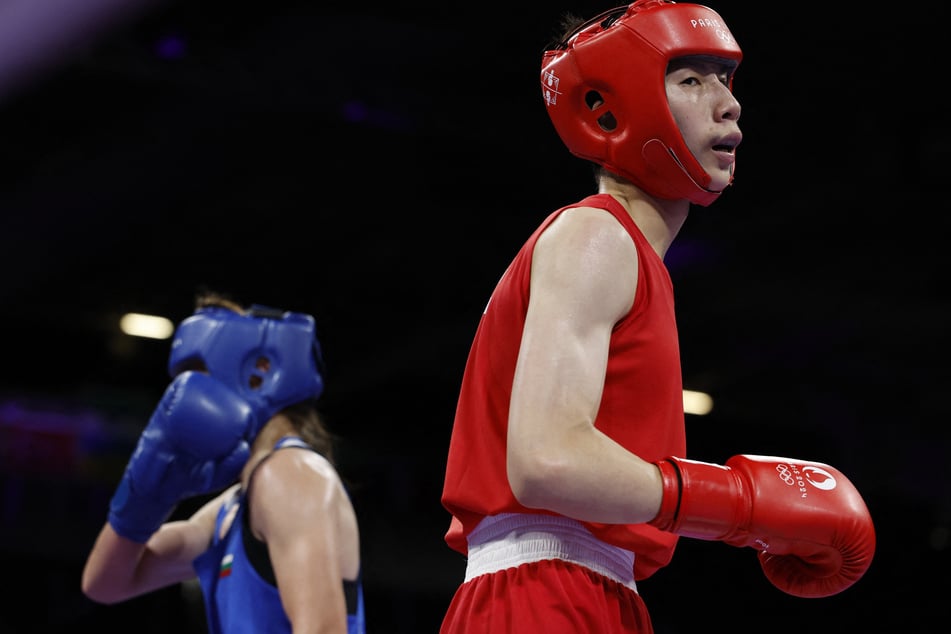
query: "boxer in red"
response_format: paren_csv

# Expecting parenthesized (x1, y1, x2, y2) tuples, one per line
(439, 2, 875, 632)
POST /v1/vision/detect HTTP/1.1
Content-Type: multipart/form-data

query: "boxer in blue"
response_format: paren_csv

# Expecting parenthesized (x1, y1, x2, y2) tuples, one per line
(82, 291, 365, 634)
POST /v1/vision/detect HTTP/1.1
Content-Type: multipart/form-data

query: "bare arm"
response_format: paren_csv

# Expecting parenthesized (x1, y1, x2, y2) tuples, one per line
(81, 486, 234, 604)
(507, 206, 664, 524)
(250, 450, 355, 634)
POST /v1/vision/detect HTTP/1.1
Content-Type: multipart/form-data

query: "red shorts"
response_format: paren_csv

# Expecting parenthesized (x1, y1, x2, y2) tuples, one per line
(439, 558, 653, 634)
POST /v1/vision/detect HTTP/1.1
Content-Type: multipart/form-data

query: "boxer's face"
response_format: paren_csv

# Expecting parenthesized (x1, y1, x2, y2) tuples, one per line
(666, 56, 742, 193)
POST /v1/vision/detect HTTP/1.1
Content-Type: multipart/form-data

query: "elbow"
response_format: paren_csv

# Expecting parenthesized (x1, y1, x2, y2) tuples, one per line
(507, 447, 572, 510)
(81, 584, 109, 605)
(81, 571, 124, 605)
(80, 569, 98, 602)
(81, 580, 109, 605)
(82, 588, 124, 606)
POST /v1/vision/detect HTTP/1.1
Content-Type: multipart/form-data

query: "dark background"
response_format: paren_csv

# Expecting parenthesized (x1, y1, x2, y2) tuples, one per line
(0, 0, 947, 631)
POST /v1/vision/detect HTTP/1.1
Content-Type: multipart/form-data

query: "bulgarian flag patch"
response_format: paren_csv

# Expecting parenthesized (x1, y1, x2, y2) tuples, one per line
(219, 553, 234, 578)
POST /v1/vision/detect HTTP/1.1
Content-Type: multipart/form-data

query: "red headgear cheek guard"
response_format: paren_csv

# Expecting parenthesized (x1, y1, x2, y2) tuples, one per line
(540, 0, 742, 206)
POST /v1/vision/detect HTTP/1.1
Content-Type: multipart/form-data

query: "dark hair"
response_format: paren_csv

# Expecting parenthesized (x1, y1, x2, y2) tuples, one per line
(545, 12, 585, 50)
(544, 11, 619, 187)
(193, 288, 243, 313)
(282, 401, 337, 465)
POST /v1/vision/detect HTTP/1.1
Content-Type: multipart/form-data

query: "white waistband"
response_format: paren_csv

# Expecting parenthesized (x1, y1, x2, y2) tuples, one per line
(465, 513, 638, 592)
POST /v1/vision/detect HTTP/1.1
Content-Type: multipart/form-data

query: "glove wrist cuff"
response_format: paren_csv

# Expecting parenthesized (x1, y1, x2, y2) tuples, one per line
(653, 456, 745, 540)
(107, 476, 173, 543)
(648, 458, 682, 530)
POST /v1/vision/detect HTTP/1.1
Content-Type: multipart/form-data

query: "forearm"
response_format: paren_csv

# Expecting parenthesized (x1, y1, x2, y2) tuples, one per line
(81, 520, 207, 604)
(81, 523, 149, 603)
(507, 423, 664, 524)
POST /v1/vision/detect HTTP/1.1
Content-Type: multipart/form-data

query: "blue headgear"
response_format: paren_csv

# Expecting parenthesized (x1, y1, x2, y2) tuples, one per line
(167, 304, 325, 440)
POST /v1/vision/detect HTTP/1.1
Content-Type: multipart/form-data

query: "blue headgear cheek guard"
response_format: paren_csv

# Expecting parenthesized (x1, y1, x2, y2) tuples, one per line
(167, 305, 325, 440)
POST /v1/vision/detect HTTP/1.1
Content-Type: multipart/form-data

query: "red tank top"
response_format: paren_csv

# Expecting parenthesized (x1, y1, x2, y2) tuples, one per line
(441, 194, 686, 580)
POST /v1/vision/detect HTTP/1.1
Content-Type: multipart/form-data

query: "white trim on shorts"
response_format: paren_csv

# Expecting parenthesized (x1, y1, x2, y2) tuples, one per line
(464, 512, 638, 592)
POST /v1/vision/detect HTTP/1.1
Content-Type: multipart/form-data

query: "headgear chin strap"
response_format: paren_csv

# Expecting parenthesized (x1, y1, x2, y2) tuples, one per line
(167, 305, 325, 441)
(540, 0, 742, 206)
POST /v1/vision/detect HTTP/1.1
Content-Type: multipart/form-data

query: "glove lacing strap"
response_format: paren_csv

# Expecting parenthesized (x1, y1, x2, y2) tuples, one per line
(649, 458, 683, 531)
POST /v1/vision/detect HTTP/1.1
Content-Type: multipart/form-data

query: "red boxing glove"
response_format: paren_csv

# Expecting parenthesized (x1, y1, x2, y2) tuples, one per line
(648, 454, 875, 598)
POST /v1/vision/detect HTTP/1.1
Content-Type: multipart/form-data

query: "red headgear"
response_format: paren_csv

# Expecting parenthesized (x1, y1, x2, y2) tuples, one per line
(540, 0, 742, 206)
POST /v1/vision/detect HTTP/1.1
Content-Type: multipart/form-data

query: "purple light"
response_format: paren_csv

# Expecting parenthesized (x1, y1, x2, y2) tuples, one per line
(341, 99, 414, 132)
(154, 34, 186, 60)
(0, 0, 163, 102)
(342, 100, 369, 123)
(665, 238, 718, 273)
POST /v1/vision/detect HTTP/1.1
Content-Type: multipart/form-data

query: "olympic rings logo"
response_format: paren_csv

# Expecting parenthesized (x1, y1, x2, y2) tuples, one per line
(775, 464, 796, 485)
(715, 29, 733, 44)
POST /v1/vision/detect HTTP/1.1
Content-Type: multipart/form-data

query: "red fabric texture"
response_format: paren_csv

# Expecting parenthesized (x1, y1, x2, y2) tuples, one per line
(440, 559, 654, 634)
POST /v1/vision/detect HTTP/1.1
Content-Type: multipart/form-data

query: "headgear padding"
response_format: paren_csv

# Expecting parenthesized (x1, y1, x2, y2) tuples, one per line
(168, 305, 325, 439)
(540, 0, 742, 206)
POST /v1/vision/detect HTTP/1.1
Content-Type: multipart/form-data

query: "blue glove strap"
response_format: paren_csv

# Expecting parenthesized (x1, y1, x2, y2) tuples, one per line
(108, 469, 174, 543)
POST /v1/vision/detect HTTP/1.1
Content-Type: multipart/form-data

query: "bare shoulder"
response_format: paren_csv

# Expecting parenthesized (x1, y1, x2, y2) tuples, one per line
(549, 203, 627, 230)
(254, 446, 343, 490)
(247, 448, 353, 522)
(540, 204, 635, 257)
(246, 447, 348, 532)
(534, 204, 638, 304)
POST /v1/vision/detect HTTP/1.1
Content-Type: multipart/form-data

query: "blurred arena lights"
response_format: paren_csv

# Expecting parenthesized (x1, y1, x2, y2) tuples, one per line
(0, 0, 162, 103)
(119, 312, 174, 340)
(683, 389, 713, 416)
